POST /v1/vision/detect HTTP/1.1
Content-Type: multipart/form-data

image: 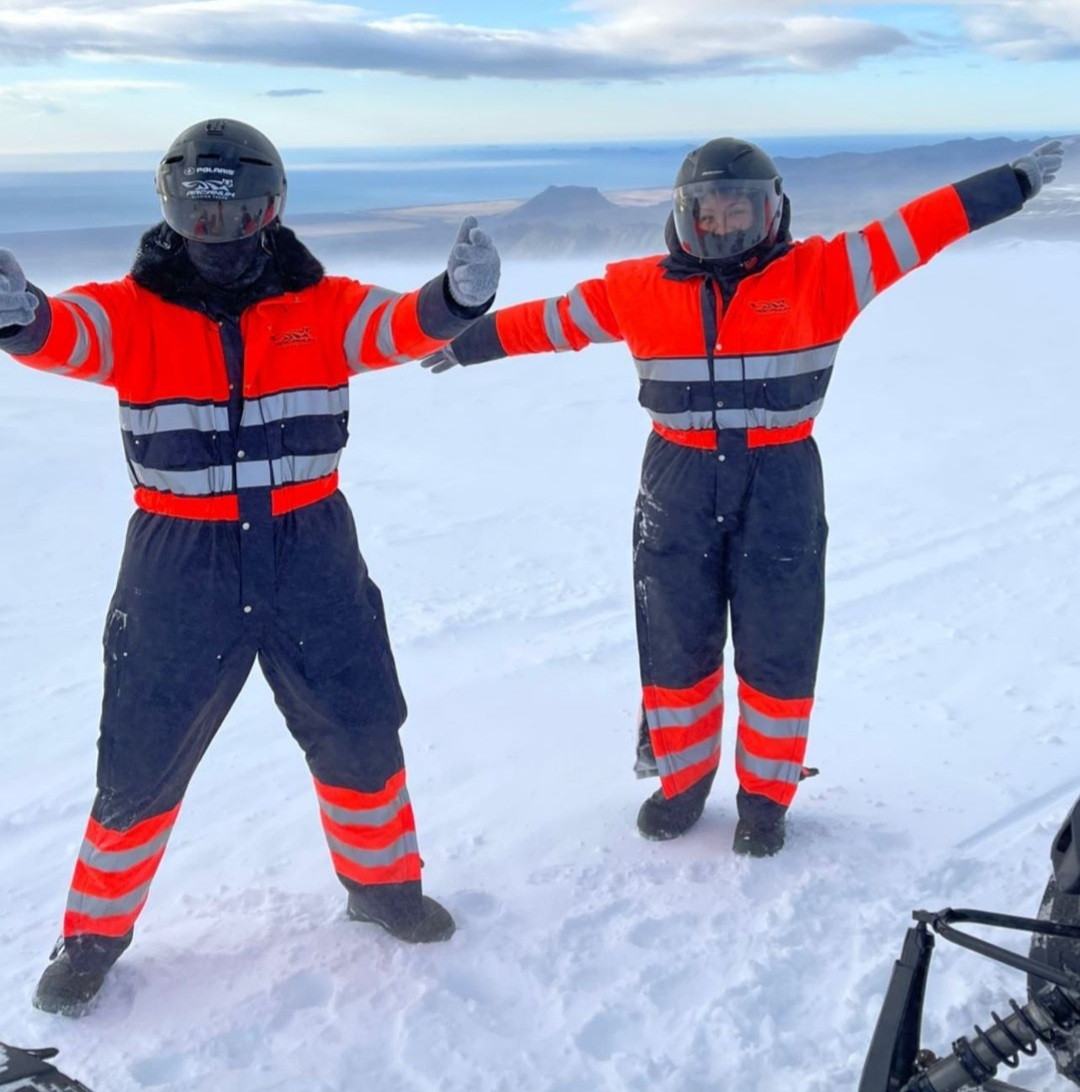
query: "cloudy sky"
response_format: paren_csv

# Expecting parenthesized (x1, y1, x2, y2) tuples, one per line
(0, 0, 1076, 154)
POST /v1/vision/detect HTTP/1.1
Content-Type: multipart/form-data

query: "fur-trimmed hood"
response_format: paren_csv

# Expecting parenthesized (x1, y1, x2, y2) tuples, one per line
(130, 222, 325, 316)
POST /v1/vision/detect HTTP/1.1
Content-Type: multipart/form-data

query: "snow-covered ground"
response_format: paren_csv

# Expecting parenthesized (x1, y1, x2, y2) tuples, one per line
(1, 242, 1079, 1091)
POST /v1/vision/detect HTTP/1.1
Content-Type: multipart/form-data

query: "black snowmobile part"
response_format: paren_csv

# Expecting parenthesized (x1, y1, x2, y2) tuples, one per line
(859, 904, 1080, 1092)
(1052, 797, 1080, 896)
(0, 1044, 94, 1091)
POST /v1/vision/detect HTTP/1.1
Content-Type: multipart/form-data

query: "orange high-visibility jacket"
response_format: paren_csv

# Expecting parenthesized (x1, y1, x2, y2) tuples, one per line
(450, 166, 1026, 449)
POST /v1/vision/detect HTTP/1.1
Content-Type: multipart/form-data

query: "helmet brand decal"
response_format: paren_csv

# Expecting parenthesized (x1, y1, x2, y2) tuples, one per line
(181, 178, 235, 199)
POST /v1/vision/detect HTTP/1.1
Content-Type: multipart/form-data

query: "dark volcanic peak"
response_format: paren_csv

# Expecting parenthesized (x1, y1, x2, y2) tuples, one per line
(506, 185, 617, 221)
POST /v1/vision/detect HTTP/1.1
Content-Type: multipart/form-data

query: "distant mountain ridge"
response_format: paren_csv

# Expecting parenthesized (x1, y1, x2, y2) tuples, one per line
(5, 134, 1077, 279)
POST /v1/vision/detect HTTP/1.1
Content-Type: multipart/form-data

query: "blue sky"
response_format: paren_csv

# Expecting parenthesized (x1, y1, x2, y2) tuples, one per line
(0, 0, 1076, 155)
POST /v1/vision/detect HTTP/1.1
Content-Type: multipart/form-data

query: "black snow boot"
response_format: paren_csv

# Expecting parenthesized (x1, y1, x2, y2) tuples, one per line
(637, 771, 716, 841)
(732, 788, 787, 858)
(347, 882, 455, 944)
(32, 933, 130, 1017)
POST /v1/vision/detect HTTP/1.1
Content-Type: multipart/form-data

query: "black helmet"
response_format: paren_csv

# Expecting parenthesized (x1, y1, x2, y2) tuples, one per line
(672, 139, 784, 263)
(155, 119, 286, 243)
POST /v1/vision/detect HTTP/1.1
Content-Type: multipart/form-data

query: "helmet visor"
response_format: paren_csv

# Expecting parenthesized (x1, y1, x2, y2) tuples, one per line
(672, 178, 780, 261)
(159, 191, 283, 243)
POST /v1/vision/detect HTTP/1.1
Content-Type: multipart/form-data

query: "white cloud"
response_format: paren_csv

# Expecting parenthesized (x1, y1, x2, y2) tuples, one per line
(0, 0, 910, 79)
(964, 0, 1080, 60)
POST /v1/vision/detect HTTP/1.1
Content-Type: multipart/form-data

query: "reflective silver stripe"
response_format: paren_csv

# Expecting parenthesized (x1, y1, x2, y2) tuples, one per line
(635, 357, 714, 383)
(120, 402, 230, 436)
(656, 735, 721, 779)
(58, 291, 114, 384)
(58, 306, 90, 374)
(744, 399, 825, 429)
(542, 297, 571, 352)
(325, 831, 419, 869)
(237, 452, 341, 490)
(882, 211, 920, 274)
(648, 402, 823, 432)
(344, 287, 399, 375)
(78, 828, 172, 874)
(240, 387, 349, 428)
(735, 743, 802, 785)
(743, 344, 839, 381)
(66, 881, 151, 920)
(130, 462, 234, 495)
(374, 295, 410, 366)
(844, 231, 876, 310)
(739, 703, 809, 741)
(319, 786, 411, 829)
(644, 687, 723, 733)
(566, 286, 617, 344)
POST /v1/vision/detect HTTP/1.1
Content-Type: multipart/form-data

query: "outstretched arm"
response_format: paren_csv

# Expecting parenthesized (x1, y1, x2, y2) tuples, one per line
(0, 249, 122, 387)
(421, 275, 623, 372)
(343, 216, 501, 375)
(829, 141, 1065, 327)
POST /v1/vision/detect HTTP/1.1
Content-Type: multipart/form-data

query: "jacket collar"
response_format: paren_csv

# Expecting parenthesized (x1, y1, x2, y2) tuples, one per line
(130, 222, 325, 317)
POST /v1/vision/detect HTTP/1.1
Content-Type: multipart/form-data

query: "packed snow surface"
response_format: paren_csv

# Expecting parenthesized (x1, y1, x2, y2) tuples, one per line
(1, 243, 1079, 1091)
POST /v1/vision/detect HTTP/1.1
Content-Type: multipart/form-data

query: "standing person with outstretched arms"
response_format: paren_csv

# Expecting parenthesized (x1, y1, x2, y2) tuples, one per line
(0, 118, 501, 1016)
(423, 137, 1064, 858)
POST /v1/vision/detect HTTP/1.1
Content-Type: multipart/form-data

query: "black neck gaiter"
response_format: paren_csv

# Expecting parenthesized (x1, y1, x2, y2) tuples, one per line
(185, 234, 265, 289)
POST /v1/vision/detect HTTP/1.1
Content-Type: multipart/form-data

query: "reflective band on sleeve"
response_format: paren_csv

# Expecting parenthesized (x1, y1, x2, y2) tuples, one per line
(374, 295, 411, 365)
(742, 344, 839, 381)
(735, 742, 803, 786)
(542, 297, 572, 351)
(57, 291, 114, 384)
(130, 462, 234, 495)
(66, 882, 151, 921)
(844, 232, 876, 310)
(882, 211, 920, 274)
(239, 386, 349, 428)
(325, 831, 420, 869)
(120, 402, 230, 436)
(567, 286, 617, 343)
(739, 703, 810, 740)
(344, 287, 399, 374)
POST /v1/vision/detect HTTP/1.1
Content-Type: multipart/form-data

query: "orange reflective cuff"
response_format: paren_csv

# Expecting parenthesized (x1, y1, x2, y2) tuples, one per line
(649, 707, 723, 759)
(734, 761, 799, 807)
(321, 804, 416, 850)
(660, 752, 721, 799)
(738, 680, 814, 720)
(314, 769, 408, 811)
(84, 804, 181, 853)
(329, 851, 422, 887)
(746, 420, 814, 448)
(71, 852, 165, 900)
(64, 907, 146, 940)
(643, 666, 724, 711)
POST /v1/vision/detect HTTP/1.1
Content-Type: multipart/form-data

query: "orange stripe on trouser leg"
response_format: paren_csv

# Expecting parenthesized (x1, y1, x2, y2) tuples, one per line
(330, 851, 422, 886)
(84, 804, 181, 852)
(70, 851, 166, 900)
(737, 680, 813, 720)
(649, 707, 723, 758)
(661, 751, 721, 799)
(643, 667, 723, 711)
(735, 761, 798, 807)
(64, 906, 147, 940)
(737, 723, 809, 765)
(314, 770, 408, 811)
(320, 804, 417, 851)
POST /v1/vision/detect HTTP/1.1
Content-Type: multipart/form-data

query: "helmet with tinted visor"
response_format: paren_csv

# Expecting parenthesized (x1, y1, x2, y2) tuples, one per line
(155, 119, 286, 243)
(673, 177, 783, 262)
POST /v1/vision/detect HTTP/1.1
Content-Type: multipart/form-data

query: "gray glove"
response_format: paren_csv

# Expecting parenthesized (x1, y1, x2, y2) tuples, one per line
(0, 249, 38, 328)
(446, 216, 500, 308)
(421, 344, 461, 374)
(1012, 139, 1065, 199)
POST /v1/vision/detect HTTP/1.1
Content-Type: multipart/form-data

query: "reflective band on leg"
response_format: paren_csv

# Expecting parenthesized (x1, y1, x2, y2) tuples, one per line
(844, 231, 876, 310)
(735, 742, 803, 788)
